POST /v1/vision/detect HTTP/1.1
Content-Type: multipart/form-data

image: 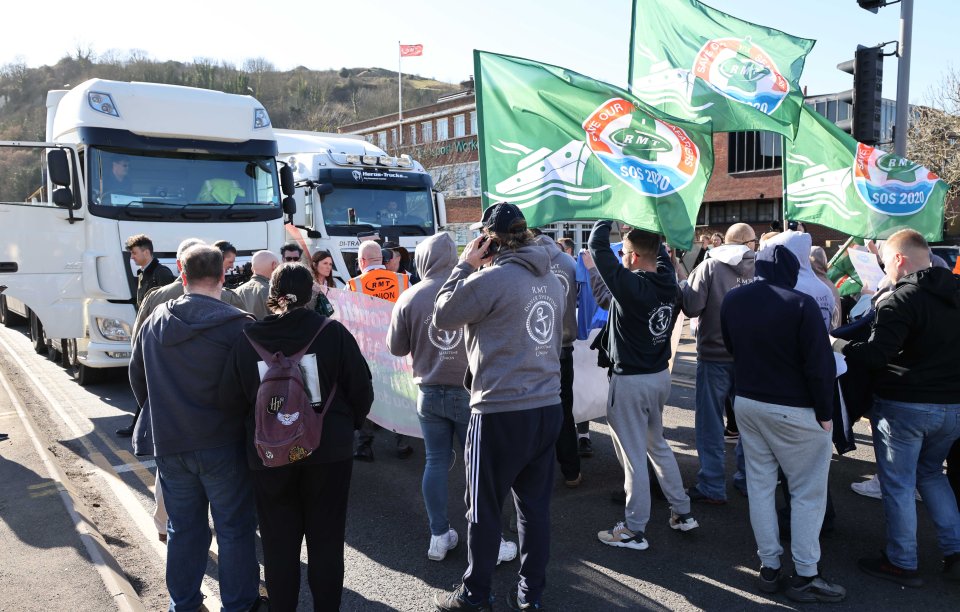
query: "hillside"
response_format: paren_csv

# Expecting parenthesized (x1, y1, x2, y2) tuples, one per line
(0, 54, 461, 140)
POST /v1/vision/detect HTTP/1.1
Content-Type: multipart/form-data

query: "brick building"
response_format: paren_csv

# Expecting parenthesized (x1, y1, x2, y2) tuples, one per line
(340, 86, 921, 253)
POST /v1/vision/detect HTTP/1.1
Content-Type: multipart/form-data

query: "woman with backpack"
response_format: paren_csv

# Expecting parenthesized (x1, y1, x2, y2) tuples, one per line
(220, 263, 374, 611)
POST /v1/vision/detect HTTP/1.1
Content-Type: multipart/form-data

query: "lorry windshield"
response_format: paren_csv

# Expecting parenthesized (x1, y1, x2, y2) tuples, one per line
(89, 149, 280, 210)
(321, 186, 434, 235)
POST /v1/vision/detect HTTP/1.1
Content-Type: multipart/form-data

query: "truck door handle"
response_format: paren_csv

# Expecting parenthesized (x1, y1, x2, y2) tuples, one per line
(0, 262, 18, 273)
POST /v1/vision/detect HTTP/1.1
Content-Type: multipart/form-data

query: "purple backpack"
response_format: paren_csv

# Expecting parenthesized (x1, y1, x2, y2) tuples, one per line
(244, 318, 336, 467)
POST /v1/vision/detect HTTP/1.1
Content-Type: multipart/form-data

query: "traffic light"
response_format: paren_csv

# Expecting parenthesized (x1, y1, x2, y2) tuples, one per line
(857, 0, 885, 14)
(837, 45, 884, 145)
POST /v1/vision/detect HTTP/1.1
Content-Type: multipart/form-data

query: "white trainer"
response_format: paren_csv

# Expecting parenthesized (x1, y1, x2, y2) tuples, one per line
(851, 475, 882, 499)
(497, 538, 518, 565)
(427, 527, 459, 561)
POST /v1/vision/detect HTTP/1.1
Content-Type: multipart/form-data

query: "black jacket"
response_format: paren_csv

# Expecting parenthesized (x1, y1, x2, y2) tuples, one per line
(588, 220, 680, 375)
(137, 258, 175, 307)
(721, 245, 836, 422)
(837, 266, 960, 404)
(219, 308, 374, 469)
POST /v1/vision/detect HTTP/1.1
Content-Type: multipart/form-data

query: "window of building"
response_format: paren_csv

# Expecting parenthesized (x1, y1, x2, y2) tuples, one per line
(454, 114, 466, 138)
(409, 125, 417, 145)
(727, 131, 782, 173)
(377, 131, 387, 149)
(702, 199, 778, 225)
(389, 128, 397, 148)
(470, 111, 477, 135)
(421, 121, 433, 143)
(436, 118, 449, 141)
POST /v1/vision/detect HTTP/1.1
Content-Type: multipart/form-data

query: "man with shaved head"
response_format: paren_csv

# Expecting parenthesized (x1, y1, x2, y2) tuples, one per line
(835, 229, 960, 586)
(348, 238, 412, 461)
(680, 223, 757, 504)
(236, 250, 280, 320)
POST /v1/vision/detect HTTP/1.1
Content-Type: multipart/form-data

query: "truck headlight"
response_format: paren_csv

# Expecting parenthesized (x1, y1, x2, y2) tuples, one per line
(96, 317, 132, 342)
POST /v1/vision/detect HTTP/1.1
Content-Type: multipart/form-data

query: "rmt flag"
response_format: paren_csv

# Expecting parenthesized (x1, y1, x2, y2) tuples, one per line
(400, 44, 423, 57)
(475, 50, 713, 250)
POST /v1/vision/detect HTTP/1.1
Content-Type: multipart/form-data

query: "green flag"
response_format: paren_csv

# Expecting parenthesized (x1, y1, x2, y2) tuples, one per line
(825, 240, 864, 297)
(628, 0, 814, 139)
(475, 50, 713, 249)
(786, 105, 947, 242)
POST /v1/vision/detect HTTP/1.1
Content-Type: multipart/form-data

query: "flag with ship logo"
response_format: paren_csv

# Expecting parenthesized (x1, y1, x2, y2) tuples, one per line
(474, 50, 713, 249)
(628, 0, 814, 139)
(786, 105, 947, 242)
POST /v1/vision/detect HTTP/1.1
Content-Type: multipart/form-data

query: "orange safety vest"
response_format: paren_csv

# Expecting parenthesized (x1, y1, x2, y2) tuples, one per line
(348, 269, 410, 303)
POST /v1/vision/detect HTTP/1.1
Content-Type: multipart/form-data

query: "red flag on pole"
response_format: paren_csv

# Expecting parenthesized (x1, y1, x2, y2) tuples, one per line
(399, 44, 423, 57)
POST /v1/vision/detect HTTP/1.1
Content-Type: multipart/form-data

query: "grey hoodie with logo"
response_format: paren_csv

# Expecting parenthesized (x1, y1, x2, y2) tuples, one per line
(434, 243, 564, 414)
(387, 232, 468, 387)
(535, 235, 577, 348)
(681, 245, 756, 362)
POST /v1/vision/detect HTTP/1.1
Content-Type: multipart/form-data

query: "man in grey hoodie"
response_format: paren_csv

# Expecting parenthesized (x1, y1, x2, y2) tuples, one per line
(535, 234, 581, 487)
(129, 245, 260, 612)
(432, 203, 564, 612)
(681, 223, 756, 504)
(388, 232, 518, 566)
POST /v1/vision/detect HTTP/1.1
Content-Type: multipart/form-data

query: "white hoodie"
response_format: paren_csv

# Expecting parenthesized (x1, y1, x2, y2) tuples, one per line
(761, 231, 835, 330)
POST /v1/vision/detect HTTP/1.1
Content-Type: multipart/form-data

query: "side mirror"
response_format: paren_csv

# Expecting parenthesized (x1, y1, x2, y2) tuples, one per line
(47, 149, 72, 187)
(313, 182, 334, 197)
(282, 196, 297, 215)
(280, 165, 295, 196)
(52, 187, 75, 208)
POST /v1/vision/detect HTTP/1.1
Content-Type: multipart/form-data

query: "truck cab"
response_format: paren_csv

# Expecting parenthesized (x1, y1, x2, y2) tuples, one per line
(277, 129, 445, 284)
(0, 79, 290, 383)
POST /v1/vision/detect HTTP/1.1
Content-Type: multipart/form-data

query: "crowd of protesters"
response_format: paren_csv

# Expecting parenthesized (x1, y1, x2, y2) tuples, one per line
(119, 208, 960, 610)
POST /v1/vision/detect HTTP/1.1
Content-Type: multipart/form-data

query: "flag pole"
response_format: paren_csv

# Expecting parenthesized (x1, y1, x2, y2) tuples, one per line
(780, 134, 788, 227)
(398, 41, 403, 148)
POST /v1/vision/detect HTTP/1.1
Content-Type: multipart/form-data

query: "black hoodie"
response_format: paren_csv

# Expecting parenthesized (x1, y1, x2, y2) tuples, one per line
(588, 220, 680, 375)
(219, 308, 374, 469)
(721, 245, 836, 422)
(837, 266, 960, 403)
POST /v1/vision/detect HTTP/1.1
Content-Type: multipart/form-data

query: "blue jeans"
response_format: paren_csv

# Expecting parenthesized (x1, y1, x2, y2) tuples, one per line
(694, 360, 746, 499)
(418, 385, 470, 536)
(871, 398, 960, 569)
(156, 442, 259, 612)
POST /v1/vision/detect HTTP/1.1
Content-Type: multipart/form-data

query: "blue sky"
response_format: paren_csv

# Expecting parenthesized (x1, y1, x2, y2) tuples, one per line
(0, 0, 951, 105)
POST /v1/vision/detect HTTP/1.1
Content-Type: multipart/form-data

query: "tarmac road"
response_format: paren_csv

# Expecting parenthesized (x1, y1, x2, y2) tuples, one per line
(0, 320, 956, 611)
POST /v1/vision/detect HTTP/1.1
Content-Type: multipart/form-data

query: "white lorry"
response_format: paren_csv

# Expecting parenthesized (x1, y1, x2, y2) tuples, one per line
(276, 129, 445, 284)
(0, 79, 294, 384)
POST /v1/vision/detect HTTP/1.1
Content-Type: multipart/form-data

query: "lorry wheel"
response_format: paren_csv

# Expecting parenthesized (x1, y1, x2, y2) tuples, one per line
(0, 296, 26, 328)
(63, 339, 102, 386)
(29, 311, 47, 356)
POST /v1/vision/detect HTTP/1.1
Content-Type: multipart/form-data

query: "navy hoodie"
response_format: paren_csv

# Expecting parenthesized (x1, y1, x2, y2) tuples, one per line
(129, 293, 253, 457)
(588, 220, 680, 375)
(720, 245, 836, 422)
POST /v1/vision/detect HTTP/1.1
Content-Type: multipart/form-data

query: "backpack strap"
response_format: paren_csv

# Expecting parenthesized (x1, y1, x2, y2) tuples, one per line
(244, 316, 333, 363)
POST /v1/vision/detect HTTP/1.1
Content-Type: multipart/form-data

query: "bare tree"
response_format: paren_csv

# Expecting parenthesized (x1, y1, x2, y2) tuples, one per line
(908, 68, 960, 223)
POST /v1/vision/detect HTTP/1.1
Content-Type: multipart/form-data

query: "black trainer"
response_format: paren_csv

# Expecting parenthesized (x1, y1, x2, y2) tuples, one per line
(507, 586, 543, 610)
(945, 552, 960, 582)
(434, 584, 492, 612)
(785, 574, 846, 603)
(115, 425, 134, 437)
(354, 444, 374, 462)
(859, 554, 923, 588)
(757, 566, 782, 594)
(578, 437, 593, 458)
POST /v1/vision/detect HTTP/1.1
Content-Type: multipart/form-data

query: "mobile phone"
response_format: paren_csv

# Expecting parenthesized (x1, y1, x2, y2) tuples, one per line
(477, 235, 498, 256)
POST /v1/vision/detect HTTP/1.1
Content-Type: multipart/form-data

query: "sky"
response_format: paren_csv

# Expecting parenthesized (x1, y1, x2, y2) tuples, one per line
(0, 0, 953, 105)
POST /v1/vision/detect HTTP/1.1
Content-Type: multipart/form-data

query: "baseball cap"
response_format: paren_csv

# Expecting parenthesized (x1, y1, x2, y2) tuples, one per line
(381, 248, 394, 263)
(470, 202, 526, 233)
